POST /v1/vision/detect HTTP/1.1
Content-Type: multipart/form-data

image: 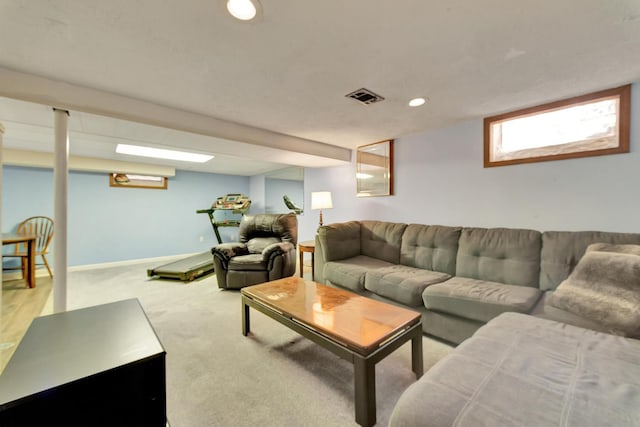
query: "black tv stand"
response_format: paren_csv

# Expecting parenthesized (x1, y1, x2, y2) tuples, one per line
(0, 299, 167, 426)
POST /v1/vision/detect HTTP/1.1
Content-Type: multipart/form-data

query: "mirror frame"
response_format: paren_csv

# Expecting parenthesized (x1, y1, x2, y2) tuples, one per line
(356, 139, 394, 197)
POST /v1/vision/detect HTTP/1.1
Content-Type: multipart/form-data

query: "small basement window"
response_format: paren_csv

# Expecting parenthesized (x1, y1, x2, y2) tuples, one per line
(484, 85, 630, 167)
(109, 173, 168, 189)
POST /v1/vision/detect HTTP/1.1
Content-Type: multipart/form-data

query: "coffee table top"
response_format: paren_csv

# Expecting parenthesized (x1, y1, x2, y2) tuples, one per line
(241, 277, 421, 355)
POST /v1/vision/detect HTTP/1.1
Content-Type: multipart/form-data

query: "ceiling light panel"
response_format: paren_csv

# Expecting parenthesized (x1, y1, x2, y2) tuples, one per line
(116, 144, 214, 163)
(226, 0, 259, 21)
(409, 97, 427, 107)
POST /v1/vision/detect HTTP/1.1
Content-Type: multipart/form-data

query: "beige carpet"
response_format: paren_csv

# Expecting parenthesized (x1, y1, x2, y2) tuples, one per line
(45, 258, 453, 426)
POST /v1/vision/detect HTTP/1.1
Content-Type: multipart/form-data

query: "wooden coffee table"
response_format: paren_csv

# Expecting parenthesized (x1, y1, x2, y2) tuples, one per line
(241, 277, 423, 427)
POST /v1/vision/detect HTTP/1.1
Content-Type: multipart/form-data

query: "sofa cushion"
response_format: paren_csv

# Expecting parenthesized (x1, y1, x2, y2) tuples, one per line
(400, 224, 461, 275)
(360, 221, 407, 264)
(540, 231, 640, 290)
(228, 254, 267, 271)
(423, 277, 542, 322)
(548, 243, 640, 338)
(389, 312, 640, 427)
(323, 255, 394, 292)
(456, 227, 541, 287)
(364, 265, 450, 307)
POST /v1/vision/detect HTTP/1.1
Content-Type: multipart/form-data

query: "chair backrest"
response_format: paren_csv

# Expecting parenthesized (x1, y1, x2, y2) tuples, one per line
(16, 216, 54, 255)
(238, 213, 298, 247)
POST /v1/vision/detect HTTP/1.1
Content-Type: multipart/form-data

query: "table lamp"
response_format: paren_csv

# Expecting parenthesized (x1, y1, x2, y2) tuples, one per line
(311, 191, 333, 229)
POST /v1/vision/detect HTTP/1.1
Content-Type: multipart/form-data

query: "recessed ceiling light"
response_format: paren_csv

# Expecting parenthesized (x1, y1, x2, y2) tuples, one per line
(409, 97, 427, 107)
(116, 144, 214, 163)
(226, 0, 259, 21)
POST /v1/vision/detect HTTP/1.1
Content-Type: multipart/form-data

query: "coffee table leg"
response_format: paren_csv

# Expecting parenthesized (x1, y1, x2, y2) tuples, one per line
(411, 328, 424, 378)
(242, 298, 250, 336)
(354, 355, 376, 427)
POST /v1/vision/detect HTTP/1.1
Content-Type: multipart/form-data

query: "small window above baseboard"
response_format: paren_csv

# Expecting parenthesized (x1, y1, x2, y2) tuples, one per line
(109, 173, 168, 189)
(484, 85, 630, 167)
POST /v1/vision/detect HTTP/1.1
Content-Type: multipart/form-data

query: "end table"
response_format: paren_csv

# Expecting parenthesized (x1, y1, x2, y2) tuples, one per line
(298, 240, 316, 281)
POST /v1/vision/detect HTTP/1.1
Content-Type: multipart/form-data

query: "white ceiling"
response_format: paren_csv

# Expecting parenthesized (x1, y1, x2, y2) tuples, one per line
(0, 97, 316, 176)
(0, 0, 638, 175)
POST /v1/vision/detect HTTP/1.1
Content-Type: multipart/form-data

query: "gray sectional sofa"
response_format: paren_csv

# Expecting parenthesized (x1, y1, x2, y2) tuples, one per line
(315, 220, 640, 426)
(389, 311, 640, 426)
(314, 220, 640, 344)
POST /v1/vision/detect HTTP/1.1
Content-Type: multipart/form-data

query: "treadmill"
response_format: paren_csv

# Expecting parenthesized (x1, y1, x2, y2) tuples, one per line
(147, 194, 251, 281)
(146, 251, 215, 282)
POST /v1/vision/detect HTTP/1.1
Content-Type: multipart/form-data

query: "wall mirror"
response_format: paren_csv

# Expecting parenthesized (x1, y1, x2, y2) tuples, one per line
(356, 139, 394, 197)
(264, 166, 304, 214)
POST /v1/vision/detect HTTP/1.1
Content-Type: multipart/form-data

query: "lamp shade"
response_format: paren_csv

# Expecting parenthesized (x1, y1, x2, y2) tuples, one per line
(311, 191, 333, 210)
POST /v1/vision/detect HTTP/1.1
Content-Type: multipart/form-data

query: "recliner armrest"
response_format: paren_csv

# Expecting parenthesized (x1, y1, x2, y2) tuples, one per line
(262, 242, 295, 269)
(212, 242, 249, 264)
(262, 241, 295, 257)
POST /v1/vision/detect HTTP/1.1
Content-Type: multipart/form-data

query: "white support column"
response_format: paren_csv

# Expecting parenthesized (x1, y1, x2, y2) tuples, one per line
(0, 122, 4, 321)
(53, 109, 69, 313)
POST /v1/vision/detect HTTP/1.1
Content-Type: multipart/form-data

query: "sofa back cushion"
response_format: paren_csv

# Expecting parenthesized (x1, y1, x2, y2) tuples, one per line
(540, 230, 640, 290)
(456, 227, 541, 287)
(400, 224, 462, 275)
(360, 221, 407, 264)
(318, 221, 361, 262)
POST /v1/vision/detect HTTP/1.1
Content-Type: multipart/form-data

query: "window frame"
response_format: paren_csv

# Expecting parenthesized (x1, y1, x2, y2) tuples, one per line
(109, 173, 168, 189)
(483, 84, 631, 168)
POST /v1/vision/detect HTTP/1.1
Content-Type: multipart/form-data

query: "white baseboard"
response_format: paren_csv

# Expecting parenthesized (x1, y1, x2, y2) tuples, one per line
(68, 252, 203, 272)
(2, 252, 204, 278)
(2, 270, 52, 280)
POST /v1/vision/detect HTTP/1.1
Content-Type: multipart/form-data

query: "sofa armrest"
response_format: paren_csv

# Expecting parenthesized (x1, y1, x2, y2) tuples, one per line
(315, 234, 326, 284)
(318, 221, 362, 262)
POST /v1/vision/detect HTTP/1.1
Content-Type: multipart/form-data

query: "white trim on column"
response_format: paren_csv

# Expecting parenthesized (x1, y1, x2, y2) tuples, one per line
(53, 109, 69, 313)
(0, 122, 4, 320)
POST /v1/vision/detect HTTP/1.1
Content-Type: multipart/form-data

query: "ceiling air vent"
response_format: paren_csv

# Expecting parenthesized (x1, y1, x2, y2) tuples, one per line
(345, 88, 385, 105)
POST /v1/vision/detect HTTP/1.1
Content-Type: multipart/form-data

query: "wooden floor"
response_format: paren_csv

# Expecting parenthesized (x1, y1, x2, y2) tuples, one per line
(0, 275, 52, 373)
(0, 257, 312, 373)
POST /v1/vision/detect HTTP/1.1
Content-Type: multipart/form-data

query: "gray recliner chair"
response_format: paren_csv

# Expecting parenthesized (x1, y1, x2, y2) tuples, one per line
(211, 213, 298, 289)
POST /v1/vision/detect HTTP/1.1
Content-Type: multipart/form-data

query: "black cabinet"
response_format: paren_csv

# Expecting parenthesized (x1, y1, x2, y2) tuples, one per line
(0, 299, 166, 426)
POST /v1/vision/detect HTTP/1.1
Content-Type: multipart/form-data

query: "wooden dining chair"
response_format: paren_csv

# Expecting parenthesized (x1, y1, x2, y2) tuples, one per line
(3, 216, 54, 278)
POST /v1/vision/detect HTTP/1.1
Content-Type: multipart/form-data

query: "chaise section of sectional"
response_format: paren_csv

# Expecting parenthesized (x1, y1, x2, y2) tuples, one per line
(389, 312, 640, 427)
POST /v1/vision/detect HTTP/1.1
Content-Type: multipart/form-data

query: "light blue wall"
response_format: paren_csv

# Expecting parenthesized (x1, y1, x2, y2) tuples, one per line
(249, 175, 265, 213)
(5, 84, 638, 266)
(300, 83, 640, 240)
(2, 167, 249, 266)
(265, 178, 303, 214)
